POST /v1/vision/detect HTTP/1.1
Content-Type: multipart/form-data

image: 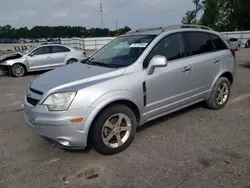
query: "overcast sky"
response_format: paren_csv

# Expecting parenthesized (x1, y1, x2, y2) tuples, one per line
(0, 0, 194, 30)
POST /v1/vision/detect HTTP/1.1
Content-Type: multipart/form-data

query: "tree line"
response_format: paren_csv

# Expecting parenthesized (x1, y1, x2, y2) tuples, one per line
(182, 0, 250, 31)
(0, 25, 131, 39)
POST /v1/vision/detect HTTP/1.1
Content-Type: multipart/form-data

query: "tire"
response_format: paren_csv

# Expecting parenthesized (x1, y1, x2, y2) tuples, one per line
(10, 64, 26, 77)
(205, 77, 231, 110)
(66, 59, 78, 65)
(236, 45, 240, 51)
(91, 104, 137, 155)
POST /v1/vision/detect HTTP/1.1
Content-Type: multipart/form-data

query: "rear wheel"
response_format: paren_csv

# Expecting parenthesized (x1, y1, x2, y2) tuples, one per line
(205, 77, 231, 110)
(236, 45, 240, 51)
(66, 59, 78, 65)
(91, 104, 137, 155)
(10, 64, 26, 77)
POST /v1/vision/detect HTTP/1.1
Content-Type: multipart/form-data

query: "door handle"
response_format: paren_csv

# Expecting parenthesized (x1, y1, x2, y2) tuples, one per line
(183, 66, 191, 72)
(213, 58, 220, 64)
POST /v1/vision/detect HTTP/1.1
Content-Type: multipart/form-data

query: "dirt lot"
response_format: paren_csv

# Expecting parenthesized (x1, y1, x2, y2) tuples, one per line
(0, 49, 250, 188)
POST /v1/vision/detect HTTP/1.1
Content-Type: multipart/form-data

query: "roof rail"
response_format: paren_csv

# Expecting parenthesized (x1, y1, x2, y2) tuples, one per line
(162, 24, 214, 31)
(126, 27, 163, 34)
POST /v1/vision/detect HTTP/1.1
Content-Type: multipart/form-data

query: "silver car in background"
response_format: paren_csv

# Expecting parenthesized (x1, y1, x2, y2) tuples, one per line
(24, 25, 236, 155)
(0, 44, 87, 77)
(227, 38, 241, 51)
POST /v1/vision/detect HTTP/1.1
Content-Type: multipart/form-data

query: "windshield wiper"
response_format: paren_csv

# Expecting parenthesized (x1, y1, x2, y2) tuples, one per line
(82, 60, 117, 68)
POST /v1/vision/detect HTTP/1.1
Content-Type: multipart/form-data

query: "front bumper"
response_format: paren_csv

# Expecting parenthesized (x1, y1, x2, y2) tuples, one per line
(0, 64, 10, 72)
(23, 96, 89, 149)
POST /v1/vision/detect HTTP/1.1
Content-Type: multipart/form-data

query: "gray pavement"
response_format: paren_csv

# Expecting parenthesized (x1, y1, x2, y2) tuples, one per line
(1, 50, 250, 188)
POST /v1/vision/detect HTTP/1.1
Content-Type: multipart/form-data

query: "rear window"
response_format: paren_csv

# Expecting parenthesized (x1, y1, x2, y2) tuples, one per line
(183, 32, 214, 56)
(210, 34, 228, 51)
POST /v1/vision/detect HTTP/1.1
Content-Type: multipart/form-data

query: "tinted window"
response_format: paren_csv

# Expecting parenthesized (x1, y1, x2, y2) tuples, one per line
(183, 32, 214, 56)
(210, 34, 228, 50)
(229, 38, 238, 42)
(32, 47, 51, 55)
(144, 33, 184, 68)
(51, 46, 70, 53)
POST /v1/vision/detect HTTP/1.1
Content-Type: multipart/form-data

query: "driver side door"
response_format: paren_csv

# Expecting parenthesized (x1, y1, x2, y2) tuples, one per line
(27, 46, 52, 70)
(143, 33, 195, 120)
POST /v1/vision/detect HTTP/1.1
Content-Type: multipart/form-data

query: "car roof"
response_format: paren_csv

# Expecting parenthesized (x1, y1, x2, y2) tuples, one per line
(38, 43, 72, 48)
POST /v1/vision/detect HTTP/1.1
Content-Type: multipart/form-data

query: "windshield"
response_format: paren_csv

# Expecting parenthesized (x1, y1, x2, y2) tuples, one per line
(84, 35, 156, 68)
(22, 46, 37, 54)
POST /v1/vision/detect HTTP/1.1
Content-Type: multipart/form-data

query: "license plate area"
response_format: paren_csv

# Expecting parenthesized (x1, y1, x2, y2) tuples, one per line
(27, 116, 35, 125)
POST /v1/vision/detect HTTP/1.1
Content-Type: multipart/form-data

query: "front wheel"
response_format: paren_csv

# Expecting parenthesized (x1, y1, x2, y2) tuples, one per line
(205, 77, 231, 110)
(91, 104, 137, 155)
(10, 64, 26, 77)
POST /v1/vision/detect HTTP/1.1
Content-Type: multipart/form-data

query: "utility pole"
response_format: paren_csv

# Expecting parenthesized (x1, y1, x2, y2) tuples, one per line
(100, 0, 103, 29)
(116, 20, 118, 30)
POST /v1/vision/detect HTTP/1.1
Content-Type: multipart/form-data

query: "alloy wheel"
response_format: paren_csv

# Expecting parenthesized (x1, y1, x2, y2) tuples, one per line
(12, 64, 25, 77)
(101, 113, 132, 148)
(216, 83, 229, 105)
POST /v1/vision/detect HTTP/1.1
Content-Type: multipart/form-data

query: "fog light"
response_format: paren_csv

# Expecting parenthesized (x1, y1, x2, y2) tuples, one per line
(57, 139, 71, 147)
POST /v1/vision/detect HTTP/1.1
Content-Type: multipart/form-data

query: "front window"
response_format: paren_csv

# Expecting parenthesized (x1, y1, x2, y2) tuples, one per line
(83, 35, 156, 68)
(22, 46, 37, 54)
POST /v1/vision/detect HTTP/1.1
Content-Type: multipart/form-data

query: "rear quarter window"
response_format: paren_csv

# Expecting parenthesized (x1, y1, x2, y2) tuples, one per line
(209, 34, 228, 51)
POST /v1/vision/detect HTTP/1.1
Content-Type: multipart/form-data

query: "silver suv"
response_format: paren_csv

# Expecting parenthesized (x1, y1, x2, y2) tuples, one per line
(23, 25, 236, 155)
(0, 44, 86, 77)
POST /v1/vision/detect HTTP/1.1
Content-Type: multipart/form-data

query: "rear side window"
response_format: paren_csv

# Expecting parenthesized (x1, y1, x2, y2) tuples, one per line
(183, 32, 214, 56)
(51, 46, 70, 53)
(210, 34, 228, 50)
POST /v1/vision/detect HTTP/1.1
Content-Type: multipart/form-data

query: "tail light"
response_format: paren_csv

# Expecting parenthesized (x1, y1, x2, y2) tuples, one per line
(82, 51, 87, 56)
(230, 49, 236, 58)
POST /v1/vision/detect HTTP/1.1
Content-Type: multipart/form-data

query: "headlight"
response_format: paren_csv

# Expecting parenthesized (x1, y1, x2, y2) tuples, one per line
(43, 92, 77, 111)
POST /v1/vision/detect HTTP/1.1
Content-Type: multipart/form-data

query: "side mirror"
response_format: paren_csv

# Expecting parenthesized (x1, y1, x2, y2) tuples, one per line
(29, 53, 34, 57)
(146, 55, 168, 75)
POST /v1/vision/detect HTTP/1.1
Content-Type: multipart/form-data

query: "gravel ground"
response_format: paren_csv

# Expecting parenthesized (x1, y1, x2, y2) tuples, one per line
(0, 49, 250, 188)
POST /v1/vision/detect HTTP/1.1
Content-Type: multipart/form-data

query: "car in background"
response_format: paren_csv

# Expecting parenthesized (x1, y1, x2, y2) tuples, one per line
(245, 39, 250, 48)
(227, 38, 241, 51)
(0, 44, 87, 77)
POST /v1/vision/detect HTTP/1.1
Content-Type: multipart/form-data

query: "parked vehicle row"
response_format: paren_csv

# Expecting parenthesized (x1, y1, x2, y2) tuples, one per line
(0, 44, 87, 77)
(0, 38, 60, 44)
(23, 24, 236, 155)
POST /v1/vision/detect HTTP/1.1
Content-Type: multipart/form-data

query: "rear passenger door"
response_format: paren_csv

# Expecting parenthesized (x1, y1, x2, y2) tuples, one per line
(182, 31, 220, 101)
(50, 46, 71, 67)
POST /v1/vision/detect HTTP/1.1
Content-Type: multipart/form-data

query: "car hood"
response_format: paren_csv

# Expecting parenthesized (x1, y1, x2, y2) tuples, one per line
(30, 62, 126, 93)
(0, 52, 23, 63)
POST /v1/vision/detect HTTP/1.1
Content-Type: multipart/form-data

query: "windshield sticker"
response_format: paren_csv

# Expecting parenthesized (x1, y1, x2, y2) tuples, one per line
(130, 43, 148, 48)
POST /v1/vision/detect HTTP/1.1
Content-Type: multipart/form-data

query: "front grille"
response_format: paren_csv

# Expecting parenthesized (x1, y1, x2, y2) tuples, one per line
(27, 96, 39, 106)
(29, 87, 43, 95)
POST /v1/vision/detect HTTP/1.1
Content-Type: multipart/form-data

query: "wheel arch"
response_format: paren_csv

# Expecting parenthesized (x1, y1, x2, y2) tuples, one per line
(10, 62, 28, 76)
(85, 96, 142, 147)
(11, 62, 28, 70)
(211, 70, 234, 90)
(66, 57, 78, 64)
